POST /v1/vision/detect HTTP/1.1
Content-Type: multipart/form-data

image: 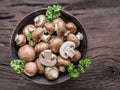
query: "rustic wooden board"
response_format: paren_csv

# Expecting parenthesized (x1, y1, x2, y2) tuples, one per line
(0, 0, 120, 90)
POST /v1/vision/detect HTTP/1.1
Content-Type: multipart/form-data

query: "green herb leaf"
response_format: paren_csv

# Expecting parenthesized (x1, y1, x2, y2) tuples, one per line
(45, 5, 61, 22)
(67, 63, 79, 78)
(78, 58, 92, 73)
(10, 59, 26, 74)
(26, 32, 32, 41)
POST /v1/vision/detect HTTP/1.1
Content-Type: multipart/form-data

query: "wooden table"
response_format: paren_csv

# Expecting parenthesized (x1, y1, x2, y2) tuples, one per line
(0, 0, 120, 90)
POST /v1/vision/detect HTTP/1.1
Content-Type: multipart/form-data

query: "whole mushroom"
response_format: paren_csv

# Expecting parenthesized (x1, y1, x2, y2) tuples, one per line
(15, 34, 26, 46)
(23, 24, 36, 36)
(64, 22, 77, 36)
(71, 50, 81, 62)
(24, 62, 37, 77)
(44, 22, 54, 34)
(54, 18, 66, 36)
(50, 38, 63, 53)
(18, 45, 36, 62)
(35, 42, 50, 53)
(56, 56, 71, 67)
(34, 15, 46, 27)
(35, 58, 45, 74)
(44, 66, 59, 80)
(67, 32, 84, 47)
(32, 27, 51, 43)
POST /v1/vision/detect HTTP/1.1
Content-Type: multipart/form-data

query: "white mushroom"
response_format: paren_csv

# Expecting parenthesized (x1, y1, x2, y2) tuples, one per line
(67, 32, 84, 47)
(39, 50, 57, 67)
(59, 41, 76, 59)
(15, 34, 26, 46)
(44, 66, 59, 80)
(32, 27, 51, 43)
(34, 15, 46, 27)
(22, 24, 36, 36)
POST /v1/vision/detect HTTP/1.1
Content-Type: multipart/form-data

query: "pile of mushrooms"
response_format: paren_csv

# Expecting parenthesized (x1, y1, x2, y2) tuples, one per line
(15, 15, 84, 80)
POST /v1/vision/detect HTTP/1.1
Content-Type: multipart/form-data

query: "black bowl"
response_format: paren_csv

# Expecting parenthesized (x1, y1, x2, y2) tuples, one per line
(10, 9, 87, 85)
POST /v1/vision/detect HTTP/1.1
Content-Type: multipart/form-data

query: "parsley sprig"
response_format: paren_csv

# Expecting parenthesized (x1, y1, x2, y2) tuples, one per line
(67, 59, 92, 78)
(10, 59, 26, 74)
(45, 5, 61, 22)
(26, 32, 32, 41)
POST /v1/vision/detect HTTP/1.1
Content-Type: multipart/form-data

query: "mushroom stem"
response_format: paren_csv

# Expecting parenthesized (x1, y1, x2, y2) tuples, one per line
(40, 34, 51, 42)
(65, 47, 75, 58)
(76, 32, 84, 40)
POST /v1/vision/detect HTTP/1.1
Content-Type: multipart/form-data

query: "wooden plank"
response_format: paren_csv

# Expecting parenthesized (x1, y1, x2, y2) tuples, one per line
(0, 0, 120, 90)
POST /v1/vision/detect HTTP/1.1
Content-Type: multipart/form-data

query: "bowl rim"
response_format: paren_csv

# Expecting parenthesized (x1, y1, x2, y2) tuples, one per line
(10, 8, 88, 85)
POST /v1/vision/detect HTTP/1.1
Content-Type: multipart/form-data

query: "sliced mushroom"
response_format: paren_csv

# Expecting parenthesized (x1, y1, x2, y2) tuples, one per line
(59, 41, 76, 59)
(24, 62, 37, 77)
(71, 50, 81, 62)
(23, 24, 36, 36)
(64, 22, 77, 36)
(56, 56, 71, 67)
(32, 27, 51, 43)
(39, 50, 57, 67)
(34, 15, 46, 27)
(58, 66, 66, 72)
(44, 22, 54, 34)
(18, 45, 36, 62)
(15, 34, 26, 46)
(35, 42, 50, 53)
(44, 66, 59, 80)
(35, 58, 45, 74)
(67, 32, 84, 47)
(50, 38, 63, 53)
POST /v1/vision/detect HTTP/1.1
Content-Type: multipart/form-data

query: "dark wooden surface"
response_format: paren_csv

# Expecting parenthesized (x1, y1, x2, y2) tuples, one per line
(0, 0, 120, 90)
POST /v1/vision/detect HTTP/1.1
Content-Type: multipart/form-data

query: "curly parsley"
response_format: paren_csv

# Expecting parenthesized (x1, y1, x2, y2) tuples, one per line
(26, 32, 32, 41)
(45, 5, 61, 22)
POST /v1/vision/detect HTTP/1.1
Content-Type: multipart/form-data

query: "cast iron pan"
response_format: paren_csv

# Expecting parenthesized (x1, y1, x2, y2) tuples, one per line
(10, 9, 88, 85)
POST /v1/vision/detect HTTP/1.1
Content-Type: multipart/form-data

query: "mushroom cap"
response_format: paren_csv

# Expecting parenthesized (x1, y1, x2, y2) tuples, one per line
(15, 34, 26, 46)
(50, 38, 63, 53)
(39, 50, 57, 67)
(53, 18, 64, 25)
(71, 50, 81, 62)
(56, 56, 71, 67)
(35, 42, 50, 53)
(44, 22, 54, 34)
(18, 45, 36, 62)
(32, 27, 44, 43)
(59, 41, 76, 59)
(66, 22, 77, 33)
(56, 21, 66, 36)
(23, 24, 36, 36)
(34, 15, 46, 27)
(35, 58, 45, 74)
(67, 34, 80, 47)
(24, 62, 37, 77)
(44, 66, 59, 80)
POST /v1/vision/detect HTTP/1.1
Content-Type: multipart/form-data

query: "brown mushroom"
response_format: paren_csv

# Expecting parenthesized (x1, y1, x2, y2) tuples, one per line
(50, 38, 63, 53)
(35, 42, 50, 53)
(71, 50, 81, 62)
(15, 34, 26, 46)
(65, 22, 77, 36)
(56, 56, 71, 67)
(34, 15, 46, 27)
(18, 45, 36, 62)
(53, 18, 64, 25)
(24, 62, 37, 77)
(22, 24, 36, 36)
(35, 58, 45, 74)
(44, 66, 59, 80)
(67, 32, 84, 47)
(44, 22, 54, 34)
(32, 27, 50, 43)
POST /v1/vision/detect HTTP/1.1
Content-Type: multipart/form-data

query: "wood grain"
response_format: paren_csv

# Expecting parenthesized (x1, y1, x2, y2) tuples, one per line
(0, 0, 120, 90)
